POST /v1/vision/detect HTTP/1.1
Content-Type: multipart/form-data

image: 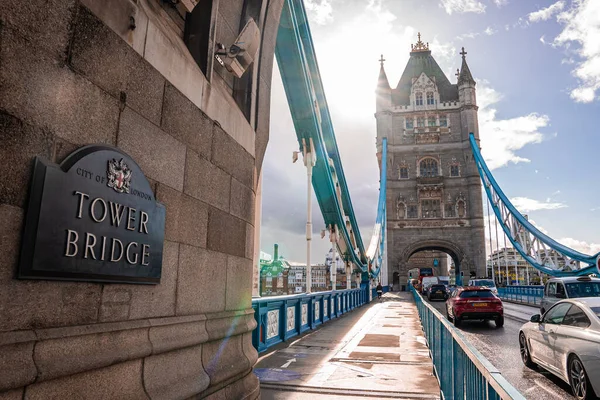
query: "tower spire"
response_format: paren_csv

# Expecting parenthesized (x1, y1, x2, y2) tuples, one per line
(377, 54, 390, 90)
(458, 47, 475, 85)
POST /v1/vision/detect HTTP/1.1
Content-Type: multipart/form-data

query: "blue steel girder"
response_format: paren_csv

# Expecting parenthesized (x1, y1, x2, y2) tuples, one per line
(276, 0, 366, 271)
(470, 133, 598, 276)
(367, 138, 388, 278)
(287, 0, 367, 264)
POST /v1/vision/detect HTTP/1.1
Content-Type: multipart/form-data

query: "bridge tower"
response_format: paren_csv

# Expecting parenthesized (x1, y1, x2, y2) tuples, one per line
(375, 34, 486, 287)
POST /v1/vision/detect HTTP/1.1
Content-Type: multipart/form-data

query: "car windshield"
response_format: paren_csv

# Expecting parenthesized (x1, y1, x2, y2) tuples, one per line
(473, 280, 495, 287)
(565, 282, 600, 298)
(431, 285, 445, 290)
(460, 290, 494, 298)
(592, 307, 600, 320)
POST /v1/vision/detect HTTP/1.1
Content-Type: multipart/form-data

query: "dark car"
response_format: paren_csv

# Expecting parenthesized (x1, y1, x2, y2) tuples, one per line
(446, 287, 504, 328)
(428, 284, 449, 301)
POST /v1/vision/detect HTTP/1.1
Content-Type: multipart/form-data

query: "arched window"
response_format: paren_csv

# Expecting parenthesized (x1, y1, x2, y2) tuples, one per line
(407, 205, 418, 218)
(450, 165, 460, 177)
(445, 203, 456, 218)
(439, 115, 447, 127)
(406, 118, 414, 129)
(426, 92, 434, 105)
(428, 117, 436, 127)
(421, 199, 441, 218)
(417, 117, 425, 127)
(419, 158, 439, 177)
(415, 92, 423, 106)
(399, 167, 408, 179)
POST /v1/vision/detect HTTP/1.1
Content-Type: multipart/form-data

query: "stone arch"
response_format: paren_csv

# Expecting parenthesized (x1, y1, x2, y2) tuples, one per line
(400, 239, 470, 285)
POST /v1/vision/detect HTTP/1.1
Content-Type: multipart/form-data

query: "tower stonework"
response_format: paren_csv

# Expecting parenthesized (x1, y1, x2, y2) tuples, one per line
(376, 36, 486, 286)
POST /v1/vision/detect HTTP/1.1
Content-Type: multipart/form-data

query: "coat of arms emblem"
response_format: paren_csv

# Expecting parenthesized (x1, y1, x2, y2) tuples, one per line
(107, 158, 132, 193)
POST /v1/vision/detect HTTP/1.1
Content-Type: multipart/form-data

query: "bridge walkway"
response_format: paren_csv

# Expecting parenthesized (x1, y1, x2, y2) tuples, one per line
(255, 292, 440, 399)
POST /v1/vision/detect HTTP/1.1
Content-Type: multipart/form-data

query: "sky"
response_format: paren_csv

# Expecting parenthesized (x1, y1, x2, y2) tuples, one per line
(259, 0, 600, 264)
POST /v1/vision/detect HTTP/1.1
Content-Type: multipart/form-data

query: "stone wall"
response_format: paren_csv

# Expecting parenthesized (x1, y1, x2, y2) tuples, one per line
(0, 0, 283, 398)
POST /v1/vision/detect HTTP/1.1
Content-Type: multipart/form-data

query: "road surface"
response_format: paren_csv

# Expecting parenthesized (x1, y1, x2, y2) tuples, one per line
(425, 298, 577, 400)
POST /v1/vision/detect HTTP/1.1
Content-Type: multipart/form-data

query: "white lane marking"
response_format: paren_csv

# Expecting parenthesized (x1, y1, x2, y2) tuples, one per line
(281, 358, 297, 369)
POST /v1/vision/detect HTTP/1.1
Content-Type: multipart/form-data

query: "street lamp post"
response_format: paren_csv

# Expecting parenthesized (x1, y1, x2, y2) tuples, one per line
(329, 224, 338, 291)
(299, 138, 316, 293)
(346, 257, 352, 289)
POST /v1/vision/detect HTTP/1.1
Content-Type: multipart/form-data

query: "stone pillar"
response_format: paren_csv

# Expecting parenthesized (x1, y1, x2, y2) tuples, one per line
(253, 168, 263, 297)
(0, 0, 286, 398)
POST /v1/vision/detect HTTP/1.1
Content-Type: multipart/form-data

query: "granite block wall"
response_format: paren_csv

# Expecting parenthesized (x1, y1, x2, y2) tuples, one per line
(0, 0, 283, 397)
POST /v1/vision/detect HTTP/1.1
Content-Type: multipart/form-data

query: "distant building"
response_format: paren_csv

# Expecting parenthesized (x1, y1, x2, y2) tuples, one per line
(286, 263, 330, 294)
(407, 250, 448, 276)
(487, 247, 547, 285)
(260, 244, 289, 296)
(325, 247, 353, 289)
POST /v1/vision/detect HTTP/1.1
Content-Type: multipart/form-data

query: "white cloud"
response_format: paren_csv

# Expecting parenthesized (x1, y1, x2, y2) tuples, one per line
(557, 238, 600, 255)
(304, 0, 334, 25)
(478, 81, 549, 169)
(540, 35, 547, 45)
(528, 1, 565, 22)
(430, 37, 456, 63)
(510, 197, 567, 212)
(457, 26, 496, 41)
(552, 0, 600, 103)
(484, 26, 496, 36)
(440, 0, 486, 15)
(493, 0, 508, 7)
(456, 32, 479, 40)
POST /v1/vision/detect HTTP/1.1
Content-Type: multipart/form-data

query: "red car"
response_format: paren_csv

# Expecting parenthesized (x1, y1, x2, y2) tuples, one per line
(446, 287, 504, 328)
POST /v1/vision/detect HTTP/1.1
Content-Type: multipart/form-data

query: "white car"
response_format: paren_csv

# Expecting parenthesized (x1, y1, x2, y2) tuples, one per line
(468, 278, 498, 295)
(519, 298, 600, 400)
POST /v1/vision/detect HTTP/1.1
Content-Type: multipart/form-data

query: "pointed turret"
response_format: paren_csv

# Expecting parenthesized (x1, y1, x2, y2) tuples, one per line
(458, 47, 475, 86)
(457, 46, 478, 141)
(377, 62, 391, 90)
(376, 54, 392, 112)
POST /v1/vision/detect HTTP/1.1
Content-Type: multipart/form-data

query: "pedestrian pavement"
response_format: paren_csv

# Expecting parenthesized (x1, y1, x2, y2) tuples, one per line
(255, 292, 441, 399)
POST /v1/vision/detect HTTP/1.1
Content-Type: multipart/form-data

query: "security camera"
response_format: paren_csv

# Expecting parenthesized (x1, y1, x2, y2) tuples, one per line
(215, 18, 260, 78)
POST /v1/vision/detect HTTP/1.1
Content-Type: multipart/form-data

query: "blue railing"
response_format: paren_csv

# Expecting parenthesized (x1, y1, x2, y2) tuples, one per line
(497, 286, 544, 306)
(252, 288, 367, 353)
(410, 285, 526, 400)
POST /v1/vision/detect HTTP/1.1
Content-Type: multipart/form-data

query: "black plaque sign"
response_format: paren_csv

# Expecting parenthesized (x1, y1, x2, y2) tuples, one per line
(19, 145, 166, 284)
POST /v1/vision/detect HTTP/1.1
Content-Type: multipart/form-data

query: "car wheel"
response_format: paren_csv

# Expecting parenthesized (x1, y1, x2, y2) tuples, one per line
(495, 316, 504, 328)
(453, 311, 461, 327)
(519, 333, 536, 369)
(569, 355, 595, 400)
(446, 306, 453, 322)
